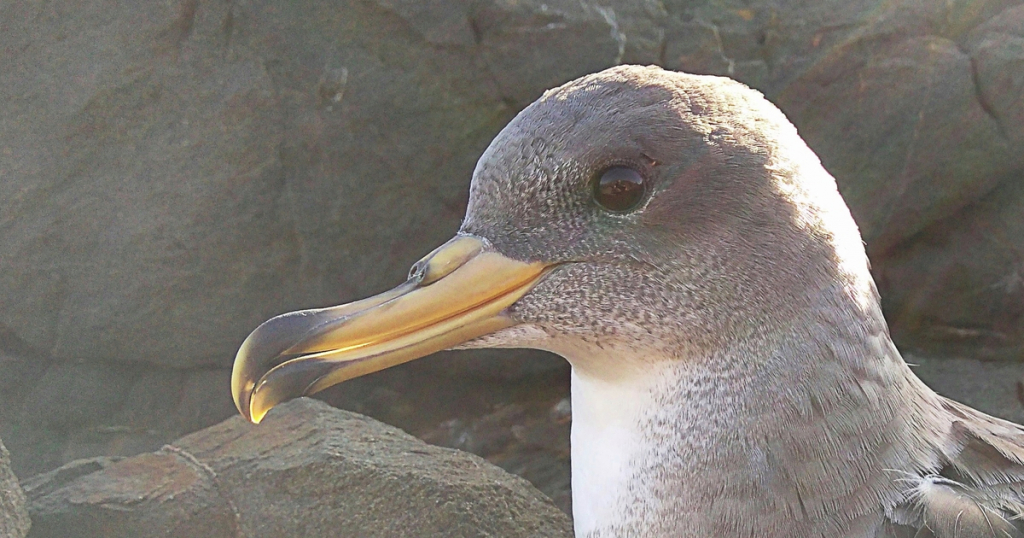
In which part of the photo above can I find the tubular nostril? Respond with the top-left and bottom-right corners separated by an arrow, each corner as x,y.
408,235 -> 485,287
408,260 -> 427,282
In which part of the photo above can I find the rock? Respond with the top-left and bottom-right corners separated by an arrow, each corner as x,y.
472,0 -> 624,107
909,354 -> 1024,424
879,174 -> 1024,359
1,346 -> 567,478
965,5 -> 1024,146
0,0 -> 291,369
24,399 -> 573,538
19,458 -> 120,503
871,6 -> 1024,358
422,396 -> 572,515
0,354 -> 239,477
0,437 -> 30,538
775,35 -> 1020,255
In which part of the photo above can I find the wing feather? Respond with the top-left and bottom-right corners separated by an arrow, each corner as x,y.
884,399 -> 1024,537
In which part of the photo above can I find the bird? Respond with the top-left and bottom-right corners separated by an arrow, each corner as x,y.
231,65 -> 1024,537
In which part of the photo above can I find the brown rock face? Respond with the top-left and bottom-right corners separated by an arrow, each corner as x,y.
0,437 -> 30,538
23,399 -> 572,538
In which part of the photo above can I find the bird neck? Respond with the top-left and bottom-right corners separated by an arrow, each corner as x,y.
567,299 -> 937,537
569,363 -> 663,536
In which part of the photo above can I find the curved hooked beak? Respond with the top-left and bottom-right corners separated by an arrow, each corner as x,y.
231,235 -> 553,424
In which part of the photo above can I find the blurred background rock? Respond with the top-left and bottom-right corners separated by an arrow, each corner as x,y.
0,0 -> 1022,518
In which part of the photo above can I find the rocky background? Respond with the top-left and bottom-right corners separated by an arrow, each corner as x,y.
22,399 -> 574,538
1,0 -> 1023,533
0,438 -> 30,538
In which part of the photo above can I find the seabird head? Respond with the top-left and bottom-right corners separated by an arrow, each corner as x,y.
231,65 -> 873,423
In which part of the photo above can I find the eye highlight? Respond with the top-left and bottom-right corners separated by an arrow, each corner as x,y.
593,166 -> 646,212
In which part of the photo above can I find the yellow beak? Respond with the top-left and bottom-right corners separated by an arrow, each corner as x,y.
231,235 -> 552,424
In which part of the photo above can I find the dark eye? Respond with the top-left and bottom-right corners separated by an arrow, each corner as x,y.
594,166 -> 646,212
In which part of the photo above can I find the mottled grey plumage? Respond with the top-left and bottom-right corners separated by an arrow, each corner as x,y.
453,66 -> 1024,537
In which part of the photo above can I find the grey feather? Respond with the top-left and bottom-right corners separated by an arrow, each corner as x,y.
883,400 -> 1024,537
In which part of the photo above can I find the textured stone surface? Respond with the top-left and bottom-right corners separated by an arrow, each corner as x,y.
423,396 -> 573,514
0,353 -> 239,476
0,347 -> 566,478
880,176 -> 1024,359
776,35 -> 1019,254
966,5 -> 1024,146
23,399 -> 573,538
911,354 -> 1024,423
0,437 -> 30,538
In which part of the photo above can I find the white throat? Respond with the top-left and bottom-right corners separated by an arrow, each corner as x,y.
569,363 -> 666,537
468,326 -> 696,535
